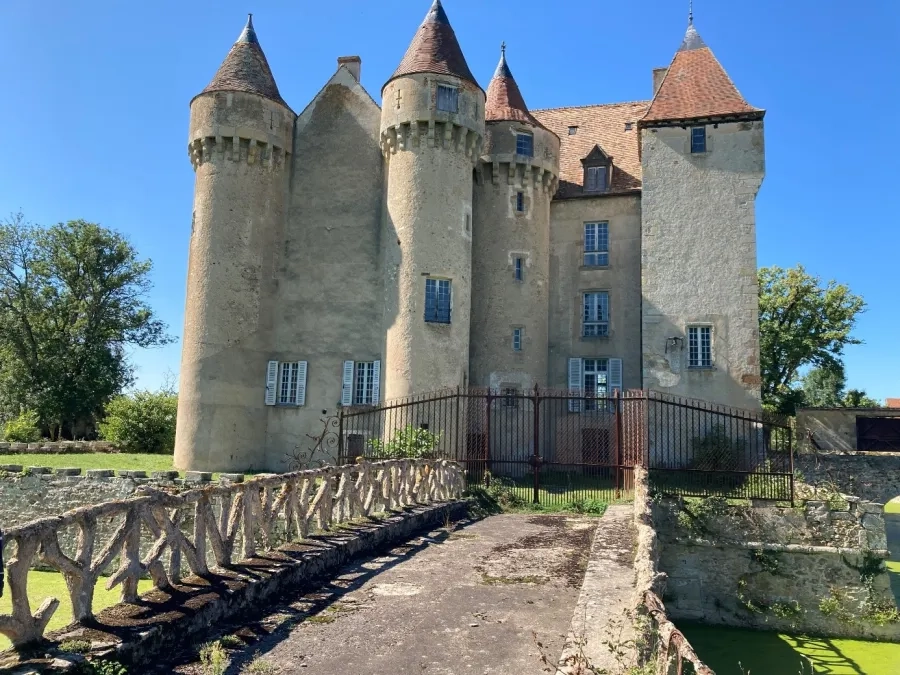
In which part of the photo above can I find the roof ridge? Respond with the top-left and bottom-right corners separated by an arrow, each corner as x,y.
532,100 -> 650,113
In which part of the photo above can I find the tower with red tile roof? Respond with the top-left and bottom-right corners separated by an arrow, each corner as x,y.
175,15 -> 295,472
638,16 -> 765,409
380,0 -> 485,400
470,45 -> 559,390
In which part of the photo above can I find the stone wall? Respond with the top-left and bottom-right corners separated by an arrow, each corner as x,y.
795,453 -> 900,505
0,441 -> 120,454
654,496 -> 899,640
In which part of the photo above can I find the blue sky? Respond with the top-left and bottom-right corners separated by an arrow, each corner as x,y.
1,0 -> 898,401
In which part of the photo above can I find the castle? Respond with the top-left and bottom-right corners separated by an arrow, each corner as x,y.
174,1 -> 765,472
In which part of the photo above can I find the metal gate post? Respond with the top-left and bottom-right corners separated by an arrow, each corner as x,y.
532,385 -> 541,504
788,426 -> 795,506
485,390 -> 493,481
614,390 -> 623,499
338,408 -> 345,463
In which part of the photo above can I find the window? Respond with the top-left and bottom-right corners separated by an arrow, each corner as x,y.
624,122 -> 633,131
691,126 -> 706,153
688,326 -> 712,368
425,278 -> 451,323
568,126 -> 578,135
341,360 -> 381,406
585,166 -> 608,192
567,357 -> 623,412
583,222 -> 609,266
582,359 -> 609,411
516,133 -> 534,157
582,291 -> 609,337
514,256 -> 523,281
436,85 -> 458,113
512,328 -> 522,351
265,360 -> 307,407
516,191 -> 525,213
502,387 -> 519,408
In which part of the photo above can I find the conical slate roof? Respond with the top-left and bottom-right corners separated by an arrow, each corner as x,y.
642,21 -> 762,123
485,45 -> 545,129
385,0 -> 479,90
199,15 -> 288,108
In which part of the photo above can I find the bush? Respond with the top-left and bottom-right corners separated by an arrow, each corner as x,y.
366,424 -> 441,460
3,410 -> 41,442
691,424 -> 747,471
98,389 -> 177,454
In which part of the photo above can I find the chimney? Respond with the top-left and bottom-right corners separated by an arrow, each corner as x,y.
337,56 -> 361,81
652,67 -> 668,96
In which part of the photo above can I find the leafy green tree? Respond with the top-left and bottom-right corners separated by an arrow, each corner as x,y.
0,213 -> 173,437
2,410 -> 41,442
366,425 -> 442,460
802,364 -> 846,408
759,265 -> 865,415
842,389 -> 882,408
98,385 -> 178,454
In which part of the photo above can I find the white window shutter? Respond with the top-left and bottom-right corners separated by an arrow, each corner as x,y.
568,357 -> 583,412
265,360 -> 279,406
341,360 -> 354,406
371,360 -> 381,405
296,361 -> 308,406
609,358 -> 623,394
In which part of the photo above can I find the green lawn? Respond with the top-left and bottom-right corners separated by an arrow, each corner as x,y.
680,622 -> 900,674
0,571 -> 152,651
0,453 -> 177,474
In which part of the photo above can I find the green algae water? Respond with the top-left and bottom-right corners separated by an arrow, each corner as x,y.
680,622 -> 900,675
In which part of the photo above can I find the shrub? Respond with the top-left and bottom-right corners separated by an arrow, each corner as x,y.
199,641 -> 229,675
3,410 -> 41,442
98,389 -> 177,454
60,638 -> 92,653
691,424 -> 747,471
366,424 -> 441,460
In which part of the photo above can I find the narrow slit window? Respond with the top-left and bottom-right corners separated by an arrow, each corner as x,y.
584,222 -> 609,266
516,133 -> 534,157
503,387 -> 519,408
514,257 -> 523,281
436,85 -> 459,113
688,326 -> 712,367
424,278 -> 451,324
691,126 -> 706,153
516,191 -> 525,213
512,328 -> 522,351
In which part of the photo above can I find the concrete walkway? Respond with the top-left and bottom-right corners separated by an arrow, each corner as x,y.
166,510 -> 635,674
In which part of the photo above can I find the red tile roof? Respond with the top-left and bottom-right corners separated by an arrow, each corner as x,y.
532,101 -> 648,198
642,24 -> 762,124
385,0 -> 478,91
886,398 -> 900,409
200,15 -> 288,108
485,49 -> 545,130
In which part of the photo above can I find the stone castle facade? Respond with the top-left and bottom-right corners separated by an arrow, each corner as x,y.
174,1 -> 765,472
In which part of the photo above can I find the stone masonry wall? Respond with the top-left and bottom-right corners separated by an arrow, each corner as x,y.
0,441 -> 120,454
654,496 -> 899,640
797,407 -> 900,454
795,453 -> 900,505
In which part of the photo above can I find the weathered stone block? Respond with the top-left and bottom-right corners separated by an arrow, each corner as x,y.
0,464 -> 23,472
118,470 -> 148,479
185,471 -> 213,482
86,470 -> 115,479
0,442 -> 10,450
27,466 -> 52,475
56,467 -> 82,476
867,529 -> 888,550
151,471 -> 180,481
829,511 -> 855,521
220,473 -> 245,483
860,502 -> 884,514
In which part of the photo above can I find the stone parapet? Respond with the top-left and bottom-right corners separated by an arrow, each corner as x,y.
0,440 -> 119,454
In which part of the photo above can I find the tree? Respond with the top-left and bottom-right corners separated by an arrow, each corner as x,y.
759,265 -> 865,415
0,213 -> 173,437
802,364 -> 846,408
99,385 -> 178,454
841,389 -> 882,408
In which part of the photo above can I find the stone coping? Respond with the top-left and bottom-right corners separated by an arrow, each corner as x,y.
665,535 -> 890,557
0,441 -> 120,454
0,467 -> 241,485
1,500 -> 469,673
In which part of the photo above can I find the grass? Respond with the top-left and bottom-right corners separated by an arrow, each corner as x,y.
0,452 -> 177,473
680,622 -> 900,674
0,571 -> 153,651
885,497 -> 900,515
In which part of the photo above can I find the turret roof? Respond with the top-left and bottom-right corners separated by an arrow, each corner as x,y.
641,21 -> 762,124
199,15 -> 289,108
485,45 -> 547,130
385,0 -> 479,91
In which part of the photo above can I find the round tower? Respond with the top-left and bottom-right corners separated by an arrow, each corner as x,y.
470,45 -> 559,391
380,0 -> 485,400
175,15 -> 294,472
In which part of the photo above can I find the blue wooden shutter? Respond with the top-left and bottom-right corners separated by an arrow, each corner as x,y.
295,361 -> 308,406
609,358 -> 623,395
265,361 -> 278,406
568,358 -> 582,412
371,360 -> 381,405
341,360 -> 354,406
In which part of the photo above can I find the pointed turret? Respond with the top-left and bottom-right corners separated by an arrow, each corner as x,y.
199,14 -> 288,108
485,44 -> 543,128
385,0 -> 479,90
642,20 -> 762,123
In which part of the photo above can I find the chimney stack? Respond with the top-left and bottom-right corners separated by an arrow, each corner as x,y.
652,67 -> 668,96
337,56 -> 361,81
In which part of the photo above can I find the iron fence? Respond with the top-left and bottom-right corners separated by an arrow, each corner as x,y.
336,388 -> 794,504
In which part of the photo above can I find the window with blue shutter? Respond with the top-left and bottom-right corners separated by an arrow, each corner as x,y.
436,85 -> 458,113
425,278 -> 451,323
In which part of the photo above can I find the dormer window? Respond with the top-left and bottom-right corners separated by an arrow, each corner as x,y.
516,132 -> 534,157
436,85 -> 458,113
568,126 -> 578,135
581,145 -> 612,194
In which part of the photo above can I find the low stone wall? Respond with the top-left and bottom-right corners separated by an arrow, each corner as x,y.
796,407 -> 900,453
654,496 -> 899,641
795,452 -> 900,505
0,441 -> 121,454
